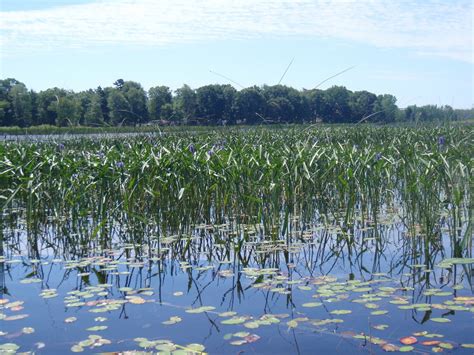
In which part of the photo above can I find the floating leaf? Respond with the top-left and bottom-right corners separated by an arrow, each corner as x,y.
400,336 -> 417,345
244,321 -> 260,329
424,334 -> 444,338
399,346 -> 414,352
219,311 -> 237,317
230,340 -> 247,346
21,327 -> 35,334
86,326 -> 107,331
353,287 -> 372,292
381,343 -> 399,352
233,332 -> 250,338
4,314 -> 29,321
413,331 -> 428,336
162,316 -> 182,325
128,297 -> 146,305
430,317 -> 451,323
0,343 -> 20,352
186,343 -> 205,352
438,258 -> 474,266
302,302 -> 322,308
20,278 -> 42,284
65,317 -> 77,323
371,310 -> 388,315
422,340 -> 441,346
186,306 -> 215,314
221,317 -> 247,325
244,334 -> 261,343
330,309 -> 352,315
71,345 -> 84,352
439,342 -> 454,350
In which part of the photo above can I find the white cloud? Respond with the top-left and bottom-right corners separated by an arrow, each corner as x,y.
1,0 -> 472,62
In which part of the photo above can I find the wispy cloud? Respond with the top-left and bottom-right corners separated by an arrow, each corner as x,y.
1,0 -> 472,62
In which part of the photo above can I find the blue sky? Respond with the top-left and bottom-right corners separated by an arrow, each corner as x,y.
1,0 -> 472,108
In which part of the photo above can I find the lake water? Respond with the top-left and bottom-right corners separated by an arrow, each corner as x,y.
1,219 -> 473,354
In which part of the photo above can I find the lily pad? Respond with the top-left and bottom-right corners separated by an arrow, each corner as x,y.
430,317 -> 451,323
186,306 -> 216,314
86,326 -> 108,331
221,316 -> 247,325
330,309 -> 352,315
302,302 -> 322,308
0,343 -> 20,352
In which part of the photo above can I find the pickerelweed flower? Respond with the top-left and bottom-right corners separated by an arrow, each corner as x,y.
188,144 -> 196,154
375,152 -> 382,161
115,161 -> 125,168
57,143 -> 65,151
438,136 -> 445,146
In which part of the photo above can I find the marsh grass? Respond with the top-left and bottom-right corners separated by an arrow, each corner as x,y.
0,125 -> 472,265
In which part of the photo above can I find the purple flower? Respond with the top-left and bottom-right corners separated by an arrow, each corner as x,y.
188,144 -> 196,154
438,136 -> 445,146
72,173 -> 79,180
57,143 -> 65,151
97,151 -> 105,159
207,150 -> 214,157
375,152 -> 382,161
115,161 -> 125,169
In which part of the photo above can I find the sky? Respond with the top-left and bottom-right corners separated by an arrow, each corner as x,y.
0,0 -> 472,108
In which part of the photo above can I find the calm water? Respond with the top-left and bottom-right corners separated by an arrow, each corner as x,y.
1,219 -> 473,354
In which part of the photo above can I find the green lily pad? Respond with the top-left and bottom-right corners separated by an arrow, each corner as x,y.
330,309 -> 352,315
221,317 -> 247,325
86,325 -> 108,331
186,306 -> 216,314
371,310 -> 388,315
186,343 -> 205,352
0,343 -> 20,352
22,327 -> 35,334
430,318 -> 451,323
71,345 -> 84,352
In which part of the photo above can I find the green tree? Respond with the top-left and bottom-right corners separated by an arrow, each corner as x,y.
56,95 -> 77,126
232,86 -> 266,124
37,88 -> 68,125
196,84 -> 236,124
107,89 -> 130,125
174,84 -> 197,123
373,94 -> 398,123
148,86 -> 172,120
84,92 -> 104,126
9,82 -> 32,126
348,90 -> 377,123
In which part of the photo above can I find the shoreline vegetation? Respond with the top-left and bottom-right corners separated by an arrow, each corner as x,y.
1,78 -> 472,130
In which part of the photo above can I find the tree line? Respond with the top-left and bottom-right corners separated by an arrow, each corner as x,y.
0,78 -> 470,127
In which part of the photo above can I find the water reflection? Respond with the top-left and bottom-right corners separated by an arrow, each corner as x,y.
1,215 -> 473,354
